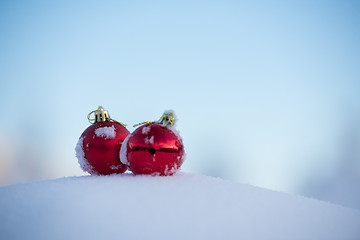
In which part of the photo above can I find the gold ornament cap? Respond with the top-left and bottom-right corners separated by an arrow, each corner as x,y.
87,106 -> 127,127
158,111 -> 175,127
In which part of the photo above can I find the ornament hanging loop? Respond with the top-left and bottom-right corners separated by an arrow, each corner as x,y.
133,121 -> 155,128
87,106 -> 127,127
133,111 -> 176,128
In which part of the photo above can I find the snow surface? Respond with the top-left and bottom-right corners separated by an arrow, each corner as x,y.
94,126 -> 116,139
0,173 -> 359,240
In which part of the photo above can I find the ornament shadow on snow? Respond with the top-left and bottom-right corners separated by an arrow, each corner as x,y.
76,106 -> 130,175
120,110 -> 185,176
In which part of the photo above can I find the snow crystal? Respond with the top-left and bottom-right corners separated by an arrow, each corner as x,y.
150,171 -> 161,176
75,137 -> 94,174
95,126 -> 116,139
142,126 -> 151,134
110,165 -> 122,170
164,164 -> 179,175
144,136 -> 154,144
119,134 -> 131,165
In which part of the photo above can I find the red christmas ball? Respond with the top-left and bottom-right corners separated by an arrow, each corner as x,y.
121,122 -> 185,176
76,110 -> 130,175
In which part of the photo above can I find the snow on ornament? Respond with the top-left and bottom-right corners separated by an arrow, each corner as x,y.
120,110 -> 185,176
75,106 -> 130,175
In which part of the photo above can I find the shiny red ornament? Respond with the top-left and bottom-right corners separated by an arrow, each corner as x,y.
121,112 -> 185,176
76,107 -> 129,175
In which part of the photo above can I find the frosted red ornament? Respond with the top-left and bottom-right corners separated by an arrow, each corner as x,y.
75,106 -> 129,175
120,111 -> 185,176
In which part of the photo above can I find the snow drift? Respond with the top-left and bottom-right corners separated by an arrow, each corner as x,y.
0,173 -> 359,240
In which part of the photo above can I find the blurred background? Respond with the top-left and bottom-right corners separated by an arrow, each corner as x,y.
0,0 -> 359,209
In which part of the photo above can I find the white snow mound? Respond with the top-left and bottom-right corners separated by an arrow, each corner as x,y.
75,136 -> 94,174
119,133 -> 131,165
0,173 -> 359,240
95,126 -> 116,139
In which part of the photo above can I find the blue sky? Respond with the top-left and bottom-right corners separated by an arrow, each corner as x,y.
0,0 -> 359,207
